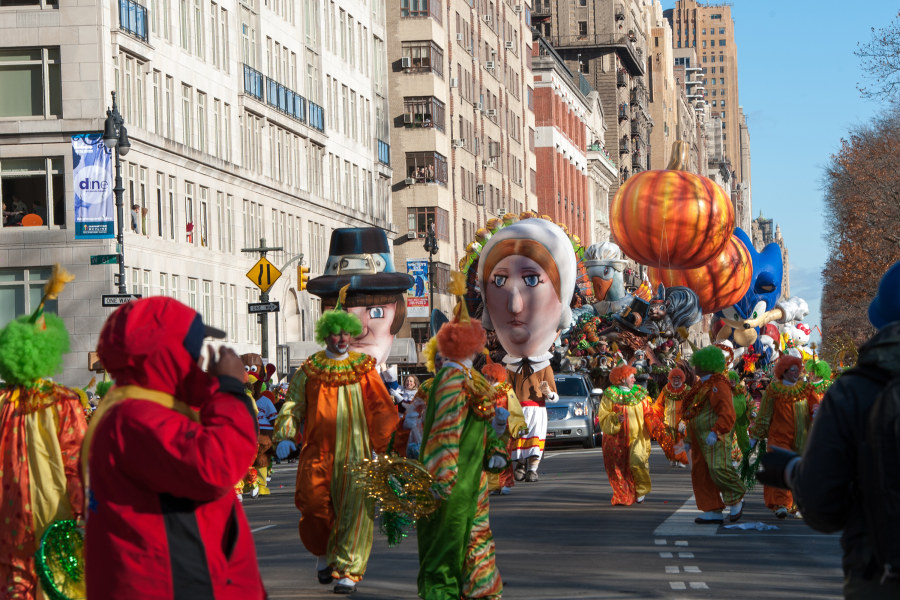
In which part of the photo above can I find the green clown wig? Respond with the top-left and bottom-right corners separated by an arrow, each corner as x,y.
805,358 -> 832,381
0,313 -> 70,386
315,310 -> 363,345
690,345 -> 726,374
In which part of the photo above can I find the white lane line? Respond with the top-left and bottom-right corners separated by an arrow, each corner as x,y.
670,582 -> 687,590
655,538 -> 668,545
251,524 -> 277,533
689,582 -> 709,589
665,566 -> 680,574
659,552 -> 674,558
674,540 -> 688,546
653,495 -> 721,537
678,552 -> 694,558
683,566 -> 701,573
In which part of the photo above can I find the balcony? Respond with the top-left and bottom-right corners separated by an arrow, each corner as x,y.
242,64 -> 264,101
308,102 -> 325,132
119,0 -> 148,42
548,33 -> 644,75
266,77 -> 307,123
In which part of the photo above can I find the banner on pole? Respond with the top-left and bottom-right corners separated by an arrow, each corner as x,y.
73,133 -> 114,239
407,259 -> 429,318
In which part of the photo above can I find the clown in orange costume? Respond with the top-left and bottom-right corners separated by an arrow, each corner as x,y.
652,368 -> 690,467
273,296 -> 397,595
749,354 -> 820,518
597,364 -> 667,505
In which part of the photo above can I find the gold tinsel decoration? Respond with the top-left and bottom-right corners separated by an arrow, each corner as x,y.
350,453 -> 439,520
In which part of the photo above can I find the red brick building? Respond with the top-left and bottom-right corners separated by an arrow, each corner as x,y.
532,39 -> 597,244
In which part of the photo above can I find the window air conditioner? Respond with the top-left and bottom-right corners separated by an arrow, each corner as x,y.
457,32 -> 464,41
404,177 -> 416,185
483,14 -> 492,23
401,57 -> 411,68
450,77 -> 458,88
485,60 -> 495,70
452,138 -> 465,148
514,4 -> 522,12
486,108 -> 497,118
407,231 -> 417,239
505,41 -> 514,49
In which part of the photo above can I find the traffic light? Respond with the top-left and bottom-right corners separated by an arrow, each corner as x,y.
298,265 -> 310,291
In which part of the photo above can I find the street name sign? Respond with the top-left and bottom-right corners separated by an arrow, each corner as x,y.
248,301 -> 280,314
246,257 -> 282,293
90,254 -> 120,265
101,294 -> 143,307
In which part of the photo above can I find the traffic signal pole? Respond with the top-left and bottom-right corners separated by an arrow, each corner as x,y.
241,238 -> 283,360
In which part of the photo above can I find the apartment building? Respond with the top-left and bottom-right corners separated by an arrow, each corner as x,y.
0,0 -> 392,385
532,0 -> 652,212
532,37 -> 615,246
645,2 -> 678,170
672,47 -> 710,174
387,0 -> 537,345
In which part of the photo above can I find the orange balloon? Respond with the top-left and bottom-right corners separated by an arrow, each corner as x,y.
610,169 -> 735,269
648,235 -> 752,314
20,213 -> 43,227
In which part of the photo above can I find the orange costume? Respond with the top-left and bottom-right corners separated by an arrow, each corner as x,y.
681,373 -> 745,513
652,379 -> 689,465
274,350 -> 397,583
750,376 -> 819,513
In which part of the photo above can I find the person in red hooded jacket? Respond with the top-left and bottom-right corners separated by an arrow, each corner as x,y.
84,296 -> 266,600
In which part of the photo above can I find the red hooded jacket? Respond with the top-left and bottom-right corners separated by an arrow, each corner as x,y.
86,297 -> 266,600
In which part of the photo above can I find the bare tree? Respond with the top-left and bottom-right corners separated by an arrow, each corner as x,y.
856,11 -> 900,104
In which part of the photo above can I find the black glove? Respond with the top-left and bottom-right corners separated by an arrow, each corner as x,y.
756,446 -> 799,490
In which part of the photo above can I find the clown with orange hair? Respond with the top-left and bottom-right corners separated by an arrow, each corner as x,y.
597,364 -> 667,505
416,273 -> 509,600
482,360 -> 527,495
749,354 -> 820,518
652,368 -> 690,467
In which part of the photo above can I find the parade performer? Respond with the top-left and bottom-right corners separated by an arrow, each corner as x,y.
254,390 -> 278,495
749,355 -> 819,518
652,367 -> 690,467
417,273 -> 508,600
728,371 -> 752,463
597,364 -> 667,505
805,357 -> 833,400
85,296 -> 266,599
477,217 -> 575,482
681,346 -> 745,524
482,360 -> 527,495
274,288 -> 397,595
0,266 -> 88,600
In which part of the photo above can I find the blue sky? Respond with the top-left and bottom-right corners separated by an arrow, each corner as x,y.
663,1 -> 895,343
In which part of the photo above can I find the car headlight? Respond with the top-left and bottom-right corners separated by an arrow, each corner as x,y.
573,402 -> 585,416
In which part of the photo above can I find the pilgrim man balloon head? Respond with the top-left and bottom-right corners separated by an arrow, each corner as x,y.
477,218 -> 576,358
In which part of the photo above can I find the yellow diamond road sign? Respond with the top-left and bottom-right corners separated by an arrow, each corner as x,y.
246,257 -> 282,293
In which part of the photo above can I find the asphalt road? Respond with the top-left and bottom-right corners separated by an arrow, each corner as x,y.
243,445 -> 844,599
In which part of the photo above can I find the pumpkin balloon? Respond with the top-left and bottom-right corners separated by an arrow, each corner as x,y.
648,234 -> 752,314
610,140 -> 735,269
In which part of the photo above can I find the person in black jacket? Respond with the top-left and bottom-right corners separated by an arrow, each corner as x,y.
760,260 -> 900,599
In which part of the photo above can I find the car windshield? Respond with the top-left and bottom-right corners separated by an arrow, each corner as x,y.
554,377 -> 589,397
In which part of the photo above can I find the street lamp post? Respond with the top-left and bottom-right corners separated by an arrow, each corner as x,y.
103,91 -> 131,294
423,221 -> 438,313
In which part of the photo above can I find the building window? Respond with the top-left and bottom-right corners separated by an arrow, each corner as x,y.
405,151 -> 448,185
182,84 -> 193,147
719,27 -> 725,34
410,321 -> 430,345
402,96 -> 445,131
1,157 -> 64,228
401,41 -> 444,78
406,206 -> 449,241
119,0 -> 149,42
0,48 -> 61,119
719,39 -> 726,46
578,21 -> 587,36
401,0 -> 441,22
0,267 -> 59,329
